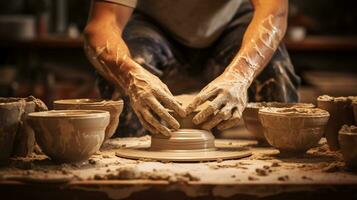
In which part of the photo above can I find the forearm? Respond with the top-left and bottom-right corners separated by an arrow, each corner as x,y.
83,1 -> 139,91
225,0 -> 288,84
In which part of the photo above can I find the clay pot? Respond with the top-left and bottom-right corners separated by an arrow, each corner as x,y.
0,98 -> 26,161
259,107 -> 329,156
317,95 -> 355,150
353,101 -> 357,125
53,99 -> 123,142
339,125 -> 357,170
28,110 -> 109,163
10,96 -> 48,157
242,102 -> 315,145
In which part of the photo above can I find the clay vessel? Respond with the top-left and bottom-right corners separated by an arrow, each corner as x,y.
353,101 -> 357,125
151,129 -> 215,151
0,98 -> 26,161
28,110 -> 109,163
259,107 -> 329,156
53,98 -> 123,142
243,102 -> 315,145
339,125 -> 357,170
317,95 -> 355,150
9,96 -> 48,157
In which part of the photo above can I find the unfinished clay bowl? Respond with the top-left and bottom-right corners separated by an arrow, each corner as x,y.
339,125 -> 357,169
28,110 -> 109,163
259,107 -> 329,156
243,102 -> 315,145
53,98 -> 123,141
0,98 -> 26,161
8,96 -> 48,157
317,95 -> 355,151
116,128 -> 251,162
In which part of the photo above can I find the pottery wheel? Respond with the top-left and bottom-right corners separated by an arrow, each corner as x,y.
116,129 -> 252,162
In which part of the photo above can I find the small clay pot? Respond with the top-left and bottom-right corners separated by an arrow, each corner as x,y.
259,107 -> 329,156
317,95 -> 355,151
28,110 -> 109,163
242,102 -> 315,145
53,99 -> 123,142
353,101 -> 357,125
339,125 -> 357,170
10,96 -> 48,157
0,98 -> 26,161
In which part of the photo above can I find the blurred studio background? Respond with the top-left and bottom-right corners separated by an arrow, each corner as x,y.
0,0 -> 356,107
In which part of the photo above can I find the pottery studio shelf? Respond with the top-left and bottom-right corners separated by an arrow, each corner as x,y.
1,136 -> 357,200
1,36 -> 357,51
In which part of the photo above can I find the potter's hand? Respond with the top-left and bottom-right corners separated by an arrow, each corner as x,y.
126,60 -> 186,136
186,72 -> 248,130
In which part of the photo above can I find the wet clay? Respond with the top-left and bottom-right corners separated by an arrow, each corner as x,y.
338,125 -> 357,170
317,95 -> 355,150
259,107 -> 329,156
53,98 -> 123,142
243,102 -> 314,146
11,96 -> 48,157
0,98 -> 26,161
116,129 -> 251,162
28,110 -> 110,163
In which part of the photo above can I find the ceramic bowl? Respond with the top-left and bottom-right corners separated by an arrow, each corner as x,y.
317,95 -> 355,150
53,98 -> 123,141
242,102 -> 315,145
259,107 -> 329,155
0,98 -> 26,161
28,110 -> 109,163
339,125 -> 357,169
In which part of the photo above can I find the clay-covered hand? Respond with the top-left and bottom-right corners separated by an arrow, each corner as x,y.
186,72 -> 249,130
126,60 -> 186,136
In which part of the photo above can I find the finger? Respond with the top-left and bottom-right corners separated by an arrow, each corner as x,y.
154,89 -> 186,117
192,94 -> 225,125
201,104 -> 234,130
141,109 -> 171,137
186,87 -> 219,114
217,109 -> 242,130
136,112 -> 159,135
146,96 -> 180,130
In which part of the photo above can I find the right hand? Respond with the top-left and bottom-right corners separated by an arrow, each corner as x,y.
125,60 -> 186,136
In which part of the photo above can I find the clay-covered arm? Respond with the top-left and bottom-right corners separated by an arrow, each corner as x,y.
187,0 -> 288,130
225,0 -> 288,82
84,1 -> 185,136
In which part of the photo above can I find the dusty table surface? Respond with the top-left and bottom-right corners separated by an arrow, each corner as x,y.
1,136 -> 357,200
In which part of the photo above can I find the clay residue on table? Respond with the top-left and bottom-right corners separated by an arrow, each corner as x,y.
0,136 -> 355,186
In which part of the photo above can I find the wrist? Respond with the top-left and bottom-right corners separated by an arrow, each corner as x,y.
225,60 -> 255,86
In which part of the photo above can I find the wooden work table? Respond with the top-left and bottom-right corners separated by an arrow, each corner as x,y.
1,136 -> 357,200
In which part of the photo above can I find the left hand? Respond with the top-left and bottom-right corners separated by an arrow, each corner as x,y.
186,72 -> 249,130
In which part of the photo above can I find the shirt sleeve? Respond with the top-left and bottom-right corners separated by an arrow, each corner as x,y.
101,0 -> 137,8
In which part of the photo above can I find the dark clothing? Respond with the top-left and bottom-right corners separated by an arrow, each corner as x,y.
97,2 -> 301,137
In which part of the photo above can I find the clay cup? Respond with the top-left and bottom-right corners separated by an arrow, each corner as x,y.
339,125 -> 357,170
317,95 -> 355,150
